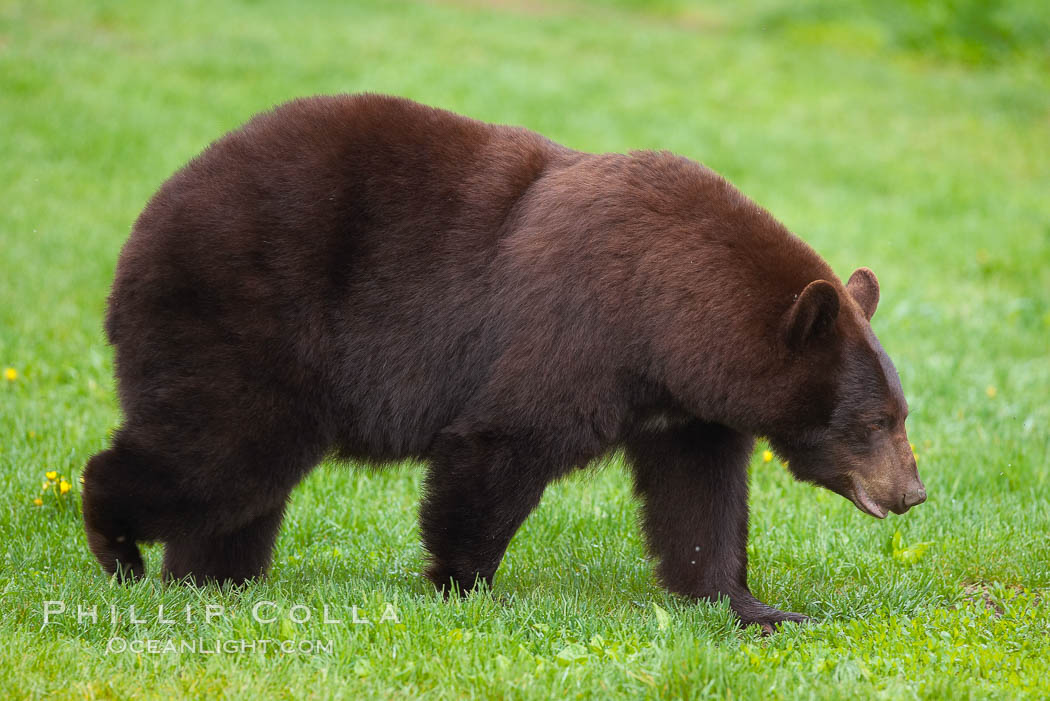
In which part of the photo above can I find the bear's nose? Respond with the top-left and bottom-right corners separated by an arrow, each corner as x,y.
902,486 -> 927,509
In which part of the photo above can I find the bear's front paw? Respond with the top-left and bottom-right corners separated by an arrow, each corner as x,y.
426,561 -> 495,597
738,609 -> 810,635
728,593 -> 810,634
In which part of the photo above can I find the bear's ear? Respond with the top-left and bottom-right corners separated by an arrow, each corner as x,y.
784,280 -> 840,349
846,267 -> 879,321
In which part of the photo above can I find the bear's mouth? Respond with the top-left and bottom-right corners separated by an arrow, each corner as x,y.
849,478 -> 887,519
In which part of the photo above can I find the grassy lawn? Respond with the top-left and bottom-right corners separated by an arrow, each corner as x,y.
2,0 -> 1048,698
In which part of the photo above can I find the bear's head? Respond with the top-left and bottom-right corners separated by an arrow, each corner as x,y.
768,268 -> 925,518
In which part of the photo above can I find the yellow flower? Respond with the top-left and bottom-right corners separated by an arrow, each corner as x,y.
45,471 -> 58,481
3,367 -> 16,381
986,385 -> 997,398
33,498 -> 43,506
762,450 -> 773,463
59,480 -> 71,494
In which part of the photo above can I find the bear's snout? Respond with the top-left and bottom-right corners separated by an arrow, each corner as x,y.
896,482 -> 927,514
849,470 -> 926,519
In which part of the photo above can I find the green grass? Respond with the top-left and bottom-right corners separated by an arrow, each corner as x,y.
2,0 -> 1049,698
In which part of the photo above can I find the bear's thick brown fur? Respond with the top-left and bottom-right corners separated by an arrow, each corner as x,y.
83,94 -> 924,628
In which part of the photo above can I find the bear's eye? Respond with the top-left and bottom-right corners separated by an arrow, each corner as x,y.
867,418 -> 889,432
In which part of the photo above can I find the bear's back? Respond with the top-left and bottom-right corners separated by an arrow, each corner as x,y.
106,95 -> 572,459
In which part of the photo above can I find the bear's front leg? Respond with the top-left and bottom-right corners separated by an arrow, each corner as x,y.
420,428 -> 564,594
626,420 -> 808,631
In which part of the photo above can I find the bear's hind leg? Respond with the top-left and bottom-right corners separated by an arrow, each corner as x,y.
82,445 -> 155,580
626,420 -> 808,631
84,417 -> 318,585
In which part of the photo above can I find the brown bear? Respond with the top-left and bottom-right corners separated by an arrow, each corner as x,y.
82,93 -> 925,628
